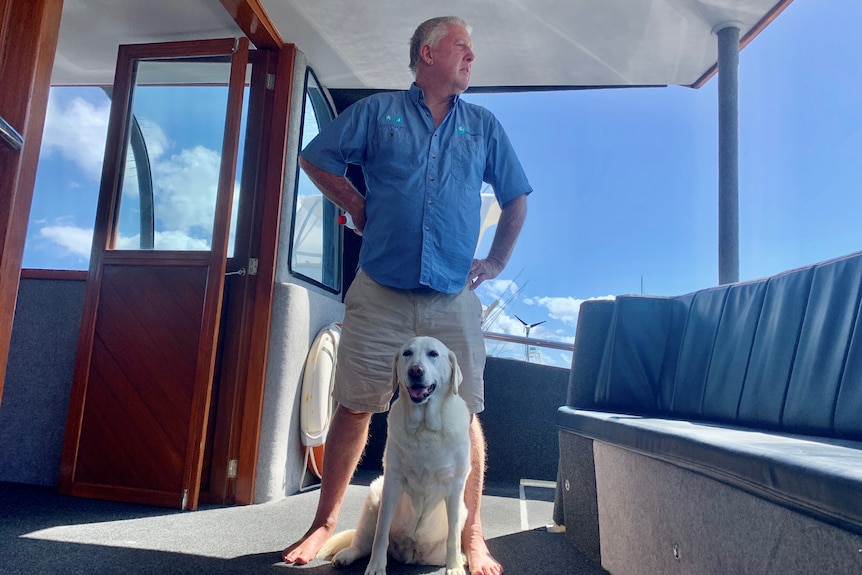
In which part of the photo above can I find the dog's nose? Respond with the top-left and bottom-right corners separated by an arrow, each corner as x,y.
407,364 -> 424,380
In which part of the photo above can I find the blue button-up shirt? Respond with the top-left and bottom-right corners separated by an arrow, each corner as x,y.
301,83 -> 532,293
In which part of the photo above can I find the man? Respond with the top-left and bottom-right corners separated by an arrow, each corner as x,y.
283,16 -> 531,575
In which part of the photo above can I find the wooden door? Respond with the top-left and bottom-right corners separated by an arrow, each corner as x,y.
59,38 -> 249,510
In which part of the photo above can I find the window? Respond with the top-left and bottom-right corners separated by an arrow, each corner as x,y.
23,87 -> 109,270
112,58 -> 248,254
289,70 -> 341,291
24,69 -> 250,269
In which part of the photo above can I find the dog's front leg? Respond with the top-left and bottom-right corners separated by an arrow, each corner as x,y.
444,478 -> 468,575
365,476 -> 401,575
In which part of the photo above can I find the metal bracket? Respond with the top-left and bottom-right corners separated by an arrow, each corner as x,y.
226,258 -> 257,277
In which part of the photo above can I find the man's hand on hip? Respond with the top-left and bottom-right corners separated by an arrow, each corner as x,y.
468,257 -> 503,290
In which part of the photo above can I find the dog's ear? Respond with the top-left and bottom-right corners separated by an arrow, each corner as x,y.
391,347 -> 402,395
448,348 -> 463,395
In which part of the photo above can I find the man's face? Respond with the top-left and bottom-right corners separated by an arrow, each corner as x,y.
428,23 -> 475,94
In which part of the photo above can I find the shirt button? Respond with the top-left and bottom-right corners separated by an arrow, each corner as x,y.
429,176 -> 435,181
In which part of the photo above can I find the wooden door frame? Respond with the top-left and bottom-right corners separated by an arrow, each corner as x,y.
200,48 -> 276,504
0,0 -> 63,403
211,0 -> 295,505
232,43 -> 296,505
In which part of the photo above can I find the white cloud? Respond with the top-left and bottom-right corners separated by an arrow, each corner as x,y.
482,293 -> 617,367
35,92 -> 245,264
152,230 -> 212,251
114,230 -> 211,251
152,145 -> 221,236
38,141 -> 240,256
523,294 -> 615,326
488,308 -> 573,344
488,309 -> 527,336
477,278 -> 521,302
39,225 -> 93,258
39,224 -> 209,256
482,309 -> 575,368
476,278 -> 526,329
42,94 -> 110,180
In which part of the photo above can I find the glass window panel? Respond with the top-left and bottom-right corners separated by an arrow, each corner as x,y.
290,71 -> 341,291
114,58 -> 248,253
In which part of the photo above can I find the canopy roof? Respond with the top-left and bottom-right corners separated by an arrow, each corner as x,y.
52,0 -> 791,89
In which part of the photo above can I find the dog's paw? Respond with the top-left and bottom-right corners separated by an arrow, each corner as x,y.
332,546 -> 363,567
445,554 -> 467,575
364,562 -> 387,575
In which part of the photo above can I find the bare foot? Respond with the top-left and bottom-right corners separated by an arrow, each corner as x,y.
465,532 -> 503,575
281,524 -> 334,564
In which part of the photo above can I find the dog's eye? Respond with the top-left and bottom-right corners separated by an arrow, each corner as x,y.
427,350 -> 439,358
402,349 -> 413,358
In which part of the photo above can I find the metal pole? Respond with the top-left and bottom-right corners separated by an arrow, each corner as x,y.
716,22 -> 740,285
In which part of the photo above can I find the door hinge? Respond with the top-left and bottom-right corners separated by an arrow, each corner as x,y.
227,459 -> 238,479
265,73 -> 275,90
181,489 -> 189,510
248,257 -> 259,276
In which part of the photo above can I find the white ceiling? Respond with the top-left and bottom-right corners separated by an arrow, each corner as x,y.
51,0 -> 791,90
52,0 -> 242,85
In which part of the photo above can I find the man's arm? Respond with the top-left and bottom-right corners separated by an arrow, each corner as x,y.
469,194 -> 527,290
299,156 -> 367,234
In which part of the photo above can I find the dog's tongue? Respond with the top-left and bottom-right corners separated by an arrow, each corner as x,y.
408,385 -> 430,400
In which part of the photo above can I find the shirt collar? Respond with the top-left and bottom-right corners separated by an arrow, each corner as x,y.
409,82 -> 461,108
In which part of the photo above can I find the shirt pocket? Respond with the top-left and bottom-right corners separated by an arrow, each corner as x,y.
377,123 -> 411,144
375,124 -> 413,178
452,134 -> 484,187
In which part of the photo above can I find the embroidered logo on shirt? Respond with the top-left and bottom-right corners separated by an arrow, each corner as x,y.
379,115 -> 409,142
457,125 -> 480,136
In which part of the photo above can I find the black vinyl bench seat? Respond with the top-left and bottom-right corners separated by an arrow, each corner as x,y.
555,250 -> 862,574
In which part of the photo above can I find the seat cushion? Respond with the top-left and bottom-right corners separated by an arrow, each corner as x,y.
558,407 -> 862,535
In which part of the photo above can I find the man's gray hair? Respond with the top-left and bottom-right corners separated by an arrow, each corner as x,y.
409,16 -> 471,74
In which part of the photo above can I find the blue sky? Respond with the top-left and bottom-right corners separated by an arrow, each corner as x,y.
24,0 -> 862,367
468,0 -> 862,365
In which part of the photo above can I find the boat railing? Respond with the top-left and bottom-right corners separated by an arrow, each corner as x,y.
483,331 -> 574,352
0,115 -> 24,151
483,331 -> 574,367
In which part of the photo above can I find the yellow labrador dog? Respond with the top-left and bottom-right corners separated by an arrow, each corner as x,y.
318,336 -> 471,575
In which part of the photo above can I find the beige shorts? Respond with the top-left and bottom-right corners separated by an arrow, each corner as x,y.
333,269 -> 486,414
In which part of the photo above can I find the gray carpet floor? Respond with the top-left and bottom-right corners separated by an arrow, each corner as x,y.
0,471 -> 608,575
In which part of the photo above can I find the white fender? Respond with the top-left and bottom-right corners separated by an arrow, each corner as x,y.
300,322 -> 341,479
